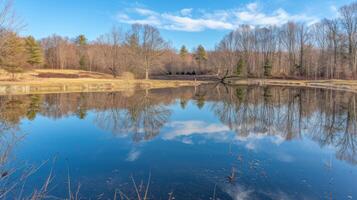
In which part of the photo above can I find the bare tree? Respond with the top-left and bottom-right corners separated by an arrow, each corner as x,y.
130,24 -> 168,79
96,27 -> 123,77
339,2 -> 357,78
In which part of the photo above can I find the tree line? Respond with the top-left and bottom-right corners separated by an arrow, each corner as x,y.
210,1 -> 357,79
2,0 -> 357,79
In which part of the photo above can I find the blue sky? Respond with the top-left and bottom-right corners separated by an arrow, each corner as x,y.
15,0 -> 354,50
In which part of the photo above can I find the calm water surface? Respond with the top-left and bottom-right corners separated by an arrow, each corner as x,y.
0,85 -> 356,199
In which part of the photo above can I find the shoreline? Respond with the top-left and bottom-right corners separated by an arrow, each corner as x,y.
224,78 -> 357,93
0,78 -> 204,95
0,71 -> 357,95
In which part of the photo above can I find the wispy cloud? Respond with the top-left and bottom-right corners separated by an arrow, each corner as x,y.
180,8 -> 193,17
116,2 -> 318,32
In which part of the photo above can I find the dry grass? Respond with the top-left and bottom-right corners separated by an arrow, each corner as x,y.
0,69 -> 203,95
1,69 -> 357,95
225,78 -> 357,93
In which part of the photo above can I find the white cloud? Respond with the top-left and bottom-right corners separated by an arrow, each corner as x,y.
247,2 -> 259,12
134,8 -> 157,16
116,2 -> 319,32
180,8 -> 193,16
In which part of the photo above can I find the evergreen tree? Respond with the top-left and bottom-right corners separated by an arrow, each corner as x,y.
25,36 -> 43,67
236,58 -> 244,77
179,45 -> 188,60
76,34 -> 88,70
76,34 -> 87,46
264,59 -> 272,77
195,45 -> 207,71
0,33 -> 27,79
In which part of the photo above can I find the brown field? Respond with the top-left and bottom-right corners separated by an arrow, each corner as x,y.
0,69 -> 203,95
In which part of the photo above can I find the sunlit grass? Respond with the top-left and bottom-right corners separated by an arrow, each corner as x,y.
0,69 -> 203,95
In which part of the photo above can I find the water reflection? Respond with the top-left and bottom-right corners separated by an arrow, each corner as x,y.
1,86 -> 357,164
94,91 -> 171,142
0,85 -> 356,199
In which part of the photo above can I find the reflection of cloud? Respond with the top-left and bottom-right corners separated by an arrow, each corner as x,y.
163,120 -> 230,140
235,132 -> 286,149
276,152 -> 295,163
182,137 -> 193,145
223,184 -> 300,200
261,190 -> 296,200
163,120 -> 290,149
126,148 -> 141,162
223,185 -> 253,200
245,142 -> 255,150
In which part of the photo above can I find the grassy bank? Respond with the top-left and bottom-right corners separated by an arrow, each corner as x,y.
225,78 -> 357,93
0,69 -> 202,95
1,69 -> 357,95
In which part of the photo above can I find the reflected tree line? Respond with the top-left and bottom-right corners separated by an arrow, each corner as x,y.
0,86 -> 356,164
211,86 -> 357,165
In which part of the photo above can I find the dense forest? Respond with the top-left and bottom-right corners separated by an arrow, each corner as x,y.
2,0 -> 357,79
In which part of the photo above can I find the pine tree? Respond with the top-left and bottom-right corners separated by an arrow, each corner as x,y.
76,34 -> 87,46
179,45 -> 188,60
76,35 -> 87,70
25,36 -> 43,67
264,59 -> 272,77
0,33 -> 27,79
236,58 -> 244,77
195,45 -> 207,72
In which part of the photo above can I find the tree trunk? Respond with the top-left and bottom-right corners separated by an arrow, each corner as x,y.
145,68 -> 149,80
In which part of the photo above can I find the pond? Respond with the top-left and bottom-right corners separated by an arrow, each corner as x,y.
0,85 -> 356,199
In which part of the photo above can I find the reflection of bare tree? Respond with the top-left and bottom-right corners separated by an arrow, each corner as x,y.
95,90 -> 171,142
335,96 -> 357,164
210,86 -> 357,165
211,86 -> 302,140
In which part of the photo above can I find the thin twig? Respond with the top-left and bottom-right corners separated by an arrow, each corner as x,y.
131,175 -> 142,200
143,172 -> 151,200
